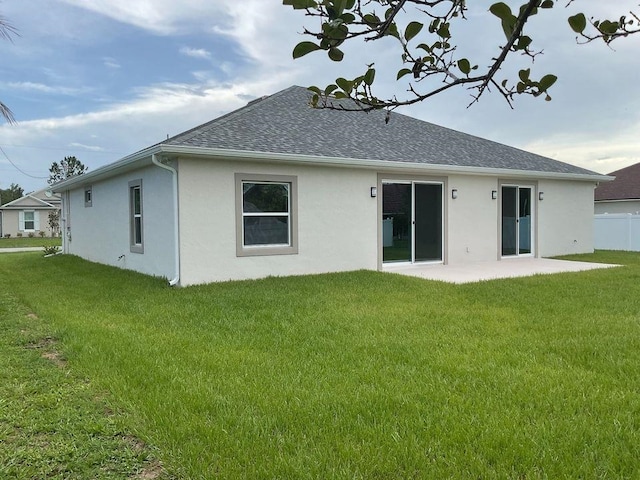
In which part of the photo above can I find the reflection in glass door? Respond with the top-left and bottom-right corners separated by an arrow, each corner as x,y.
501,186 -> 532,257
382,182 -> 443,263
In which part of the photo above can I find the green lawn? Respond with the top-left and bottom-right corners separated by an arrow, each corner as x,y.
0,276 -> 170,478
1,251 -> 640,478
0,236 -> 62,248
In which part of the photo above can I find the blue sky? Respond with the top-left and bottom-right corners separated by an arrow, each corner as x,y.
1,0 -> 639,193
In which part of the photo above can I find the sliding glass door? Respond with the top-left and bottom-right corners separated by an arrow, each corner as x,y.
501,185 -> 532,257
382,181 -> 443,263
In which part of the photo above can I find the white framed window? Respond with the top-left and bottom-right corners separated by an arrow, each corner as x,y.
19,210 -> 38,231
129,179 -> 143,253
235,173 -> 298,257
84,186 -> 92,207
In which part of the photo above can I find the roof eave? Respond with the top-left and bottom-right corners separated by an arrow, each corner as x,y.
52,144 -> 613,191
595,197 -> 640,202
51,145 -> 162,192
160,145 -> 613,183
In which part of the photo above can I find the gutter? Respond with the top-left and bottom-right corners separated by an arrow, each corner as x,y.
51,144 -> 613,192
151,154 -> 180,287
158,145 -> 615,184
51,145 -> 161,192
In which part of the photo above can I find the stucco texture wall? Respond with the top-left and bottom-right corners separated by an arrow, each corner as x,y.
65,165 -> 175,279
538,179 -> 596,257
177,158 -> 378,285
447,175 -> 499,264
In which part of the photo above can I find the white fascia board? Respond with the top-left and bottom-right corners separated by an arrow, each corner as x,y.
51,146 -> 161,192
51,143 -> 613,191
160,145 -> 614,183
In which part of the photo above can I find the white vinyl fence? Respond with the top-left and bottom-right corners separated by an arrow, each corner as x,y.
594,214 -> 640,251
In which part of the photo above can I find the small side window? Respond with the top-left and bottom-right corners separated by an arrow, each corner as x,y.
84,187 -> 92,207
129,179 -> 143,253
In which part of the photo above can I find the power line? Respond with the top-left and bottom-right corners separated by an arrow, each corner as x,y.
0,142 -> 126,155
0,145 -> 48,179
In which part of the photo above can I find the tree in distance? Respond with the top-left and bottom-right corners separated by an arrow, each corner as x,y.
48,156 -> 88,185
0,183 -> 23,205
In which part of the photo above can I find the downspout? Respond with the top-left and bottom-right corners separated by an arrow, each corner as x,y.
151,153 -> 180,287
61,191 -> 69,253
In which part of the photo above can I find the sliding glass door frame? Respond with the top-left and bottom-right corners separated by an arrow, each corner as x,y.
500,183 -> 536,258
381,179 -> 445,265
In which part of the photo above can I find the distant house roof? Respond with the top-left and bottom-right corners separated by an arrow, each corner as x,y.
595,162 -> 640,201
0,187 -> 60,209
54,85 -> 610,192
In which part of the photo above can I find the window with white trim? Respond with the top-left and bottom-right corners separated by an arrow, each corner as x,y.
235,174 -> 298,256
21,210 -> 36,231
129,179 -> 143,253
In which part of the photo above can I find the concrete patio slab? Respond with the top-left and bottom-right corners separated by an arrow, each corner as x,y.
383,257 -> 620,284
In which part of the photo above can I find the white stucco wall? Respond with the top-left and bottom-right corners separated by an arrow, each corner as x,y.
537,179 -> 596,257
177,158 -> 378,285
57,155 -> 599,285
64,165 -> 175,279
447,175 -> 499,264
595,200 -> 640,215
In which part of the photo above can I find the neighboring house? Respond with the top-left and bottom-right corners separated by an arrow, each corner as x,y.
594,162 -> 640,214
52,86 -> 611,286
0,187 -> 61,238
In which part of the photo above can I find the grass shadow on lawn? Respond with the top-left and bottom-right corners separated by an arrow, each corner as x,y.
1,250 -> 640,478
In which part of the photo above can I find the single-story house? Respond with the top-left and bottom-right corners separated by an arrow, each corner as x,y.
594,162 -> 640,214
52,85 -> 611,286
0,187 -> 61,238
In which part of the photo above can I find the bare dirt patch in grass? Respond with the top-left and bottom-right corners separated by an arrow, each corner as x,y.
132,459 -> 166,480
41,350 -> 67,368
23,335 -> 68,368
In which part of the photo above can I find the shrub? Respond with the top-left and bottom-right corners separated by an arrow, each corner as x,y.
39,231 -> 46,237
3,233 -> 10,239
48,210 -> 60,237
16,232 -> 22,238
43,245 -> 60,256
28,232 -> 35,238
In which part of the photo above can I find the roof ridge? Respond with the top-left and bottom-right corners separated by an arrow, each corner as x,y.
161,86 -> 303,146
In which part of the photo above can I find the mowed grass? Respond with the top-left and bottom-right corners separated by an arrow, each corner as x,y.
0,236 -> 61,248
1,251 -> 640,478
0,282 -> 170,478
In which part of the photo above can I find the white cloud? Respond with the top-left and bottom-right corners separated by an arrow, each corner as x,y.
0,79 -> 269,192
179,47 -> 212,60
4,81 -> 90,96
68,142 -> 105,152
103,57 -> 121,69
524,126 -> 640,175
57,0 -> 229,35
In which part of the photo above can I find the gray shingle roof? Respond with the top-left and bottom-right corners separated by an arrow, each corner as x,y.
161,85 -> 596,176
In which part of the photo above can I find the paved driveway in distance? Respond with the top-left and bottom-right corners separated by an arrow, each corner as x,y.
0,247 -> 46,253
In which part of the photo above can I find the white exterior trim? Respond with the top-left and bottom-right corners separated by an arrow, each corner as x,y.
52,145 -> 613,193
